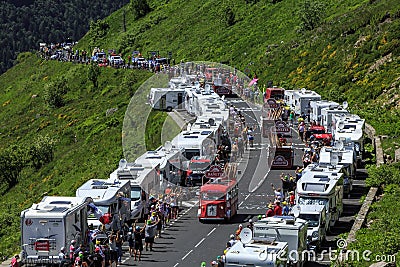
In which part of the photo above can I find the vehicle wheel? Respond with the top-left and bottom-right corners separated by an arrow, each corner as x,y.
166,106 -> 173,112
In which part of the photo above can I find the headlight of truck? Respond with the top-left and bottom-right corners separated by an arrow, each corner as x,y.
312,231 -> 319,238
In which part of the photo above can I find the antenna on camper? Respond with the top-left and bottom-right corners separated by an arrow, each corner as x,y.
292,205 -> 301,218
240,228 -> 253,246
164,141 -> 173,153
118,159 -> 127,170
301,88 -> 306,94
342,101 -> 349,109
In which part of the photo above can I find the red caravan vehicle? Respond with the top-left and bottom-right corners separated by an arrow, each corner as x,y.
306,124 -> 332,145
263,87 -> 285,102
198,166 -> 239,222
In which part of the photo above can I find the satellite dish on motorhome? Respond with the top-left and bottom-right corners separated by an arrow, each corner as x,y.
240,228 -> 253,244
335,140 -> 344,150
164,141 -> 173,152
342,101 -> 348,109
337,120 -> 345,130
330,152 -> 339,166
292,205 -> 301,218
301,88 -> 306,94
118,159 -> 127,170
187,123 -> 192,131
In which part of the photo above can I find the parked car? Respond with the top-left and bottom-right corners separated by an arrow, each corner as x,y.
108,55 -> 124,66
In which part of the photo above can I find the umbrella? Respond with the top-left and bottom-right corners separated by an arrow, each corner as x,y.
248,78 -> 259,86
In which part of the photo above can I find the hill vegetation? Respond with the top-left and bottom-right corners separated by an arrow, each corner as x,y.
0,0 -> 130,74
0,0 -> 400,262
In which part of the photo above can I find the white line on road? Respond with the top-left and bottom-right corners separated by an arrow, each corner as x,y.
239,201 -> 244,206
245,194 -> 251,200
182,249 -> 193,260
207,227 -> 216,237
173,263 -> 179,267
194,237 -> 206,248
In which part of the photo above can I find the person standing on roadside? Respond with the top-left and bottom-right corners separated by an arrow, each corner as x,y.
145,218 -> 159,251
11,255 -> 19,267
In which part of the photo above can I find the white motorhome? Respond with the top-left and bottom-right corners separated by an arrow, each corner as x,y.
20,196 -> 92,265
224,237 -> 289,267
296,171 -> 344,228
148,87 -> 185,111
76,179 -> 131,230
296,205 -> 327,251
253,216 -> 308,266
309,100 -> 339,123
320,106 -> 349,133
332,114 -> 365,163
290,89 -> 321,116
171,130 -> 216,161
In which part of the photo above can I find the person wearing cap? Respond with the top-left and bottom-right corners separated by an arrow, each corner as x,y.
145,217 -> 159,251
227,234 -> 236,248
266,203 -> 275,217
216,255 -> 224,267
271,183 -> 284,201
133,220 -> 145,261
211,260 -> 218,267
201,262 -> 207,267
69,240 -> 77,260
282,201 -> 290,215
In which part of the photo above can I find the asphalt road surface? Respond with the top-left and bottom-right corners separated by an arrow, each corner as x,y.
118,97 -> 366,267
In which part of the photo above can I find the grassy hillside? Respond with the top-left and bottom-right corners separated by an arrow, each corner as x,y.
1,0 -> 400,260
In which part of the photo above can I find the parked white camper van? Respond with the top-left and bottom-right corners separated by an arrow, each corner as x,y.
20,196 -> 92,265
76,179 -> 131,231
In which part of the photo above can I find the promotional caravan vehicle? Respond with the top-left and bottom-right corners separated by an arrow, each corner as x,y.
296,171 -> 344,228
296,205 -> 328,251
76,179 -> 131,230
253,216 -> 308,266
20,196 -> 92,265
264,87 -> 285,102
198,168 -> 238,222
224,228 -> 289,267
148,87 -> 185,111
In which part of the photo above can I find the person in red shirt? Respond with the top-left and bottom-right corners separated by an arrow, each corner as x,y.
266,204 -> 275,217
289,191 -> 295,206
274,201 -> 282,216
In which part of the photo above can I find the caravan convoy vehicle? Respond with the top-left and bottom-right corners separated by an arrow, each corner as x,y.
253,216 -> 308,266
309,100 -> 339,123
20,196 -> 92,265
320,106 -> 349,133
148,87 -> 185,111
284,89 -> 321,116
296,170 -> 344,228
296,205 -> 328,251
76,179 -> 131,231
198,174 -> 239,222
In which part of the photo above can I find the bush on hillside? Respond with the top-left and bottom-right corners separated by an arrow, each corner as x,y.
43,77 -> 69,108
366,162 -> 400,187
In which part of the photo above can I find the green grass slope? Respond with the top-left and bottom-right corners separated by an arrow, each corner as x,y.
1,0 -> 400,260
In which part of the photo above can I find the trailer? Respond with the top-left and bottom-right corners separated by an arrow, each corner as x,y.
76,179 -> 131,231
320,106 -> 349,133
148,87 -> 185,111
286,89 -> 321,116
309,100 -> 339,123
20,196 -> 92,265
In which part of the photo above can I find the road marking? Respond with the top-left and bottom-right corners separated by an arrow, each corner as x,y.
245,194 -> 251,200
173,263 -> 179,267
239,201 -> 244,206
207,227 -> 216,236
182,249 -> 193,260
194,237 -> 206,248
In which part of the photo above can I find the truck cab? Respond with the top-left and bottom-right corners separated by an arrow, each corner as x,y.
296,204 -> 327,251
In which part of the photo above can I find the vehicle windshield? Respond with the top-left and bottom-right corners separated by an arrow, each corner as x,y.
298,197 -> 328,208
131,187 -> 141,201
299,214 -> 320,227
189,161 -> 210,171
201,192 -> 225,201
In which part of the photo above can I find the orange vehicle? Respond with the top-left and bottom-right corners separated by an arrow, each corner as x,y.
198,176 -> 239,222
